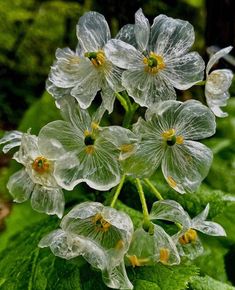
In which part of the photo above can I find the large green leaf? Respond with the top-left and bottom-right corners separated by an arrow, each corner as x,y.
189,275 -> 235,290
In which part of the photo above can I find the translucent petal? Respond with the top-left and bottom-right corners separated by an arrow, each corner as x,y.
7,169 -> 34,202
122,69 -> 176,107
192,204 -> 209,223
101,126 -> 138,160
121,118 -> 164,177
48,48 -> 81,88
116,24 -> 137,47
31,185 -> 65,218
103,60 -> 123,92
206,69 -> 233,95
153,224 -> 180,265
126,228 -> 155,266
0,130 -> 22,153
38,120 -> 84,160
206,46 -> 233,74
162,52 -> 205,90
104,39 -> 144,69
134,8 -> 150,52
150,200 -> 191,228
193,221 -> 226,236
76,11 -> 111,51
176,237 -> 203,260
14,133 -> 39,165
103,260 -> 133,290
38,229 -> 81,259
161,141 -> 213,193
151,14 -> 195,58
173,100 -> 216,140
100,83 -> 116,114
46,79 -> 71,101
55,136 -> 121,191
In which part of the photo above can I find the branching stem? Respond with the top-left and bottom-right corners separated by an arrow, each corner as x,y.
110,175 -> 126,208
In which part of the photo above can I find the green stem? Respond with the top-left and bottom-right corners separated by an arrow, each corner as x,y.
135,178 -> 149,221
122,103 -> 139,128
144,178 -> 163,200
110,175 -> 126,208
195,80 -> 206,86
115,92 -> 128,112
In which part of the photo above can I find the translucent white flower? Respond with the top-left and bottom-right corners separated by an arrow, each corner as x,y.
105,9 -> 205,107
39,202 -> 134,289
0,130 -> 23,153
173,204 -> 226,259
122,100 -> 216,193
205,46 -> 233,117
47,12 -> 123,113
38,97 -> 137,191
2,132 -> 65,218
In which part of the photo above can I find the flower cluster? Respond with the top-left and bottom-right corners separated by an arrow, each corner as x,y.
0,8 -> 232,289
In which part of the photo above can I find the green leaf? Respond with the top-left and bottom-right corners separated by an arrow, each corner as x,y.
128,263 -> 199,290
189,275 -> 235,290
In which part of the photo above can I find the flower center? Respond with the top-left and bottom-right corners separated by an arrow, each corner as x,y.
92,213 -> 111,232
84,50 -> 105,67
32,156 -> 50,174
127,255 -> 150,267
162,129 -> 184,146
179,228 -> 198,245
84,130 -> 96,154
143,52 -> 165,74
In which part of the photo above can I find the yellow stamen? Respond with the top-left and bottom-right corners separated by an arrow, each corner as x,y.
167,176 -> 177,188
91,122 -> 99,130
85,145 -> 95,154
85,50 -> 106,67
159,248 -> 170,265
143,52 -> 165,74
84,129 -> 91,137
32,156 -> 50,174
176,135 -> 184,144
115,240 -> 124,250
162,129 -> 176,140
92,213 -> 111,232
127,255 -> 150,267
179,228 -> 198,245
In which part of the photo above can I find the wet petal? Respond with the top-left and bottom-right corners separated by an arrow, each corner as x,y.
161,140 -> 213,193
46,79 -> 71,101
162,52 -> 205,90
153,224 -> 180,265
206,69 -> 233,95
7,169 -> 34,202
76,11 -> 110,51
134,8 -> 150,52
206,46 -> 233,74
0,131 -> 22,153
177,236 -> 203,260
192,204 -> 209,224
174,100 -> 216,140
122,69 -> 176,107
100,85 -> 116,114
105,39 -> 143,69
38,120 -> 84,160
31,185 -> 65,218
151,15 -> 195,58
48,48 -> 81,88
150,200 -> 191,228
193,221 -> 226,236
103,260 -> 133,290
116,24 -> 137,47
121,118 -> 164,177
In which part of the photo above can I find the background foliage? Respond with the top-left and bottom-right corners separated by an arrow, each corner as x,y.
0,0 -> 235,289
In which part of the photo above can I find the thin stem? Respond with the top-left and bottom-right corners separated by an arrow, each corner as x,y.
110,175 -> 126,208
135,178 -> 149,220
122,103 -> 139,128
195,80 -> 206,86
115,92 -> 128,112
144,178 -> 163,200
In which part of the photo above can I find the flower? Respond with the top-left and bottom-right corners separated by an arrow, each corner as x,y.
38,97 -> 137,191
205,46 -> 233,117
1,131 -> 65,218
121,100 -> 216,193
47,11 -> 123,113
39,201 -> 134,289
174,204 -> 226,259
105,9 -> 205,107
